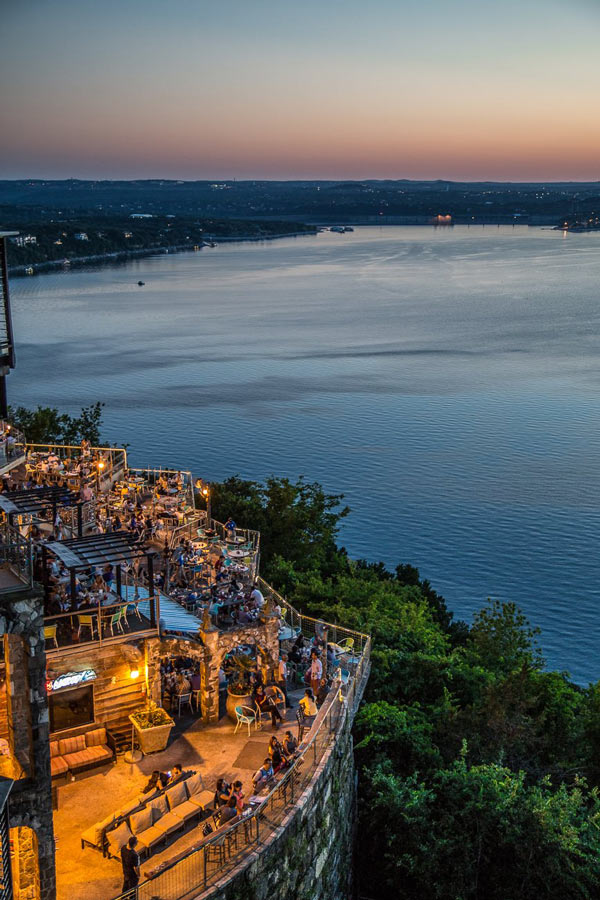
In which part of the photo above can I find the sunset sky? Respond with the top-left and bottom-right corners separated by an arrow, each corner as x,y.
1,0 -> 599,181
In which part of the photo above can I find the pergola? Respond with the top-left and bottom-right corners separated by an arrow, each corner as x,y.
42,531 -> 159,624
0,485 -> 85,537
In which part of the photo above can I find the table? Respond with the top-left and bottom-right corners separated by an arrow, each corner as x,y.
229,549 -> 246,559
226,536 -> 244,545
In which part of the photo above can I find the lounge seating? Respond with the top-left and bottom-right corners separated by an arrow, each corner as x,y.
83,770 -> 215,858
50,727 -> 116,779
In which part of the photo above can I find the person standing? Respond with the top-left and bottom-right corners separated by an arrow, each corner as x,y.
309,650 -> 323,697
278,654 -> 291,708
120,836 -> 140,896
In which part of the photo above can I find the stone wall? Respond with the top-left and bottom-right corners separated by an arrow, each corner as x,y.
0,586 -> 55,900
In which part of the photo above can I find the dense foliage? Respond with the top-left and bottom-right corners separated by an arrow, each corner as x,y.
8,402 -> 104,445
212,474 -> 600,900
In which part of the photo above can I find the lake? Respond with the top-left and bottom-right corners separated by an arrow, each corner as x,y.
10,225 -> 600,683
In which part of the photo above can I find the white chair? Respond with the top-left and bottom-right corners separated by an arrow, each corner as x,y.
177,692 -> 193,716
234,705 -> 257,736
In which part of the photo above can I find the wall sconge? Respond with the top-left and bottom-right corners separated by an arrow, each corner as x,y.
129,668 -> 140,680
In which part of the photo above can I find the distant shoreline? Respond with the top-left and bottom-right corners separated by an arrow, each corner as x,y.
7,230 -> 316,278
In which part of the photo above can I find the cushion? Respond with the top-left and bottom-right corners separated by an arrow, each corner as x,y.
169,799 -> 201,822
64,746 -> 112,769
85,727 -> 107,748
165,781 -> 188,811
115,797 -> 144,819
130,806 -> 154,836
136,815 -> 181,849
50,741 -> 61,758
184,772 -> 205,799
81,813 -> 115,848
148,794 -> 168,817
58,734 -> 86,755
189,789 -> 215,810
106,821 -> 133,858
51,756 -> 68,777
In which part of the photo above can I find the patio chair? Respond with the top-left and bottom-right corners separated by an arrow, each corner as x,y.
118,605 -> 129,631
77,614 -> 96,641
126,599 -> 143,622
105,609 -> 124,637
337,637 -> 354,653
234,705 -> 258,736
44,624 -> 58,648
176,692 -> 193,716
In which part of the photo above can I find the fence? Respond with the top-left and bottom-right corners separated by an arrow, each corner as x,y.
0,422 -> 25,471
110,614 -> 370,900
25,443 -> 127,488
0,520 -> 33,591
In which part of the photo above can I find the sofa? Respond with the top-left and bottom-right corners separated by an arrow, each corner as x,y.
50,727 -> 117,779
81,771 -> 214,858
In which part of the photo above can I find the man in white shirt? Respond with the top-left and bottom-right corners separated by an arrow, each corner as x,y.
250,585 -> 265,609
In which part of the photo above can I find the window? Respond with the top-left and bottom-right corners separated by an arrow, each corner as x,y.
49,685 -> 94,733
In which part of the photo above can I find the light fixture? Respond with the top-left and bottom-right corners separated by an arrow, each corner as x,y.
129,667 -> 140,680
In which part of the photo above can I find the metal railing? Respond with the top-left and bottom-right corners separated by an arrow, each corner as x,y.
110,610 -> 370,900
0,422 -> 26,471
0,520 -> 33,590
25,443 -> 127,489
129,467 -> 195,511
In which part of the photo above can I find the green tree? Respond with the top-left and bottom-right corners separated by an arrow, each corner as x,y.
8,402 -> 104,445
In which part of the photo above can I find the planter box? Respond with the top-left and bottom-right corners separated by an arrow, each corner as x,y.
129,713 -> 174,754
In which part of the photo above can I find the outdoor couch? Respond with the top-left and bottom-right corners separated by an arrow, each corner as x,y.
50,727 -> 117,779
81,770 -> 214,858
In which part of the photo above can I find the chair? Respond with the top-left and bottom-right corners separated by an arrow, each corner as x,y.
105,610 -> 124,637
234,705 -> 257,736
176,692 -> 193,716
126,600 -> 143,622
77,614 -> 96,640
337,637 -> 354,653
192,688 -> 202,712
44,624 -> 58,648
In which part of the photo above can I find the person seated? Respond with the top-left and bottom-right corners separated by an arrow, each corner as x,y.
218,795 -> 238,826
299,688 -> 318,719
252,758 -> 274,792
316,677 -> 330,707
282,731 -> 298,756
254,683 -> 283,728
214,777 -> 231,809
189,667 -> 201,692
232,780 -> 245,812
174,673 -> 191,696
268,736 -> 288,773
142,770 -> 169,794
167,764 -> 183,785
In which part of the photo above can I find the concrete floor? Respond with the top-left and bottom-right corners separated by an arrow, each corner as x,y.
53,707 -> 296,900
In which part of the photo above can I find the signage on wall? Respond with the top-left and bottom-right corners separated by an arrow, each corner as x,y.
47,669 -> 97,693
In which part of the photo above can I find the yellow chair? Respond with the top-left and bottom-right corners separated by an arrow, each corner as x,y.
44,625 -> 58,648
77,614 -> 96,641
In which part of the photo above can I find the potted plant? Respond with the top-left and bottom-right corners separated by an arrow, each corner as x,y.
129,701 -> 175,754
225,653 -> 256,721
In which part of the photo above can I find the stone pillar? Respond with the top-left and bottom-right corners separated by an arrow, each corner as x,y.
5,635 -> 33,777
199,622 -> 220,724
12,826 -> 41,900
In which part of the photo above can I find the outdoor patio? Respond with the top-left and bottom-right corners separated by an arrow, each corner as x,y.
53,707 -> 298,900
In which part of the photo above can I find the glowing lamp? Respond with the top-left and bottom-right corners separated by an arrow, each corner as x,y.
129,668 -> 140,680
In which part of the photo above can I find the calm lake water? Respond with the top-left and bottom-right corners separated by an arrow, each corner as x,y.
10,226 -> 600,683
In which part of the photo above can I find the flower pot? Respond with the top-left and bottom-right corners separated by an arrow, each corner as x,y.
129,714 -> 175,754
226,688 -> 254,722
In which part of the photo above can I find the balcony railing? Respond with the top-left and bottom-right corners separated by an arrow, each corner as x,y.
0,422 -> 26,473
0,520 -> 33,591
44,594 -> 159,655
25,442 -> 127,489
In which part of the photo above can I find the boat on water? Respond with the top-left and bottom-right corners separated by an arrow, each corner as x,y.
330,225 -> 353,233
137,281 -> 145,286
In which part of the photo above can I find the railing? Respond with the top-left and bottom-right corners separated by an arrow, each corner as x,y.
0,520 -> 33,590
129,467 -> 195,511
110,612 -> 370,900
25,443 -> 127,489
0,422 -> 26,471
44,596 -> 158,654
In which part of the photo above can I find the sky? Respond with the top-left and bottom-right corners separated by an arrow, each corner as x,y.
1,0 -> 599,182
